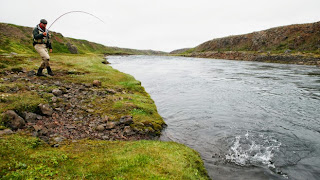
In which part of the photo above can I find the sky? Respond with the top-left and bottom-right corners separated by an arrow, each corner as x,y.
1,0 -> 320,52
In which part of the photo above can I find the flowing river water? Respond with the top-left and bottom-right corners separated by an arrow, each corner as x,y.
109,55 -> 320,180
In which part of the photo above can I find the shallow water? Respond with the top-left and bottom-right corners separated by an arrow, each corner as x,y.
109,55 -> 320,180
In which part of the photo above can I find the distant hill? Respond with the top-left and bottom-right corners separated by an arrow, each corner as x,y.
173,21 -> 320,54
0,23 -> 167,55
171,21 -> 320,65
169,48 -> 192,54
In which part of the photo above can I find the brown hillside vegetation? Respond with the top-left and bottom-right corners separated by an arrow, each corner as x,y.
172,21 -> 320,65
195,21 -> 320,53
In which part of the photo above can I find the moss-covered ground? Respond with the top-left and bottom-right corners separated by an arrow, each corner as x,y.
0,134 -> 209,179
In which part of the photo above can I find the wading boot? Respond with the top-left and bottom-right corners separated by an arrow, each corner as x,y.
36,68 -> 46,77
47,67 -> 54,76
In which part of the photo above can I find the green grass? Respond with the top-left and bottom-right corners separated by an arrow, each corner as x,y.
0,134 -> 209,180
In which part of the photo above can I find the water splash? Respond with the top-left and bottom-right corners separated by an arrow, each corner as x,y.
225,132 -> 281,169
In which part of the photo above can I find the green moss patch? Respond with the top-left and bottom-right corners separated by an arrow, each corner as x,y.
0,134 -> 209,179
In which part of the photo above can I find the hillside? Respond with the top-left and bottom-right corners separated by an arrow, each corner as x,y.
172,21 -> 320,65
0,23 -> 166,55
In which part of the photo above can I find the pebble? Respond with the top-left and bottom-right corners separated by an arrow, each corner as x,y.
96,125 -> 105,132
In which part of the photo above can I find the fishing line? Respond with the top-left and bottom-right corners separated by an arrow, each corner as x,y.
48,10 -> 105,30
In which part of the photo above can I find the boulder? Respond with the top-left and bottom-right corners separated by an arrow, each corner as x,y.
93,80 -> 101,87
0,129 -> 14,136
23,112 -> 38,123
52,89 -> 63,96
2,110 -> 25,130
120,115 -> 133,125
38,104 -> 53,116
66,43 -> 78,54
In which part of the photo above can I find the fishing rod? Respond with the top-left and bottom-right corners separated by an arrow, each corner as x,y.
47,10 -> 105,30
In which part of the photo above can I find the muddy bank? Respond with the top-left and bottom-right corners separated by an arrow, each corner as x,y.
180,51 -> 320,66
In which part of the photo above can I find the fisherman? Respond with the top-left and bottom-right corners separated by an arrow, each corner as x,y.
33,19 -> 54,76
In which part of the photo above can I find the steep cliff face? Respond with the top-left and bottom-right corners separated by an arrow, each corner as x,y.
193,21 -> 320,53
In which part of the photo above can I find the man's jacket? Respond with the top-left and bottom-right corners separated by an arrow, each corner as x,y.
33,24 -> 52,49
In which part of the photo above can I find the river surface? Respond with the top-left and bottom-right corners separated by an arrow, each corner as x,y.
109,55 -> 320,180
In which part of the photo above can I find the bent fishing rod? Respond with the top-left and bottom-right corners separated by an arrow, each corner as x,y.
47,10 -> 105,30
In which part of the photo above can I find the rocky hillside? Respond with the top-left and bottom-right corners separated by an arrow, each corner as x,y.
171,21 -> 320,65
0,23 -> 166,55
193,21 -> 320,53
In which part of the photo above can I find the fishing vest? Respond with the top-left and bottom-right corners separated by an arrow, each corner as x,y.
33,25 -> 49,44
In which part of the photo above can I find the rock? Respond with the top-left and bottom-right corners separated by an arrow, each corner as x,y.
102,135 -> 109,140
51,96 -> 58,103
23,112 -> 38,123
27,70 -> 36,77
32,125 -> 42,131
36,115 -> 43,120
105,121 -> 116,129
120,115 -> 133,125
66,125 -> 76,129
53,136 -> 65,143
106,89 -> 117,94
103,115 -> 109,122
66,43 -> 78,54
96,125 -> 105,132
0,129 -> 14,136
93,80 -> 101,87
285,49 -> 292,54
38,104 -> 53,116
102,59 -> 110,64
124,126 -> 134,135
87,109 -> 94,113
39,128 -> 49,136
2,110 -> 25,130
52,89 -> 62,96
84,83 -> 92,88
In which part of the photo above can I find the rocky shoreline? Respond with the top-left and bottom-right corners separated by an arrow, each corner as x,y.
0,68 -> 163,146
181,51 -> 320,66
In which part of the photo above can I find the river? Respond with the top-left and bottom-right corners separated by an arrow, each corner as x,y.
109,55 -> 320,180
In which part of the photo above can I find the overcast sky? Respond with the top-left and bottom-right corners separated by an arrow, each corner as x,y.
1,0 -> 320,52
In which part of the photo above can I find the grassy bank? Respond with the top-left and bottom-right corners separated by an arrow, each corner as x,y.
0,53 -> 209,179
0,134 -> 208,179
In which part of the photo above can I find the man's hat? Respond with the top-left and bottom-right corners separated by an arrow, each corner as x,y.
40,19 -> 47,24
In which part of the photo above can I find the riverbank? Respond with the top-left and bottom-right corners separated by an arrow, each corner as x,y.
0,53 -> 209,179
176,51 -> 320,66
